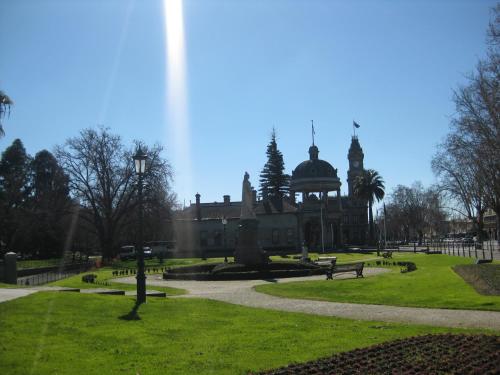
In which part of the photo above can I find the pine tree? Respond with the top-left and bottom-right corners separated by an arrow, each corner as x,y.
0,139 -> 32,251
259,129 -> 290,199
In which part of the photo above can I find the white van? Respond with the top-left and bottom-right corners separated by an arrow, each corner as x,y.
119,245 -> 136,260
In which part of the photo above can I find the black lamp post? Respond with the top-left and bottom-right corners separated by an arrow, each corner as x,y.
133,147 -> 148,304
222,217 -> 228,262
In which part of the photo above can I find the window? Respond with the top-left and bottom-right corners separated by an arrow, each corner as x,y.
286,228 -> 294,244
343,215 -> 349,225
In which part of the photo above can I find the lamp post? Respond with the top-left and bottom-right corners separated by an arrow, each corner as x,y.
222,217 -> 228,262
133,147 -> 148,304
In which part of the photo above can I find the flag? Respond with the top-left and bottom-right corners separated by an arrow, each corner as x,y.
353,121 -> 360,128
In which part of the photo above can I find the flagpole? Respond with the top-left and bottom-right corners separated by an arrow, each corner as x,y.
353,120 -> 356,137
311,120 -> 315,146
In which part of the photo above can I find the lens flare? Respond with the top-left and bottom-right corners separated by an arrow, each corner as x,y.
164,0 -> 192,200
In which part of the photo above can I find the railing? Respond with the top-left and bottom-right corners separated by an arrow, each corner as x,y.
395,240 -> 498,260
17,270 -> 80,286
16,261 -> 95,286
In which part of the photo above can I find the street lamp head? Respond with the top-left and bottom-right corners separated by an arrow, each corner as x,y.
133,146 -> 148,175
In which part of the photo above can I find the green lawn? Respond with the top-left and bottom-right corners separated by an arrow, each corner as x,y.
255,253 -> 500,311
0,292 -> 494,375
111,256 -> 232,269
49,257 -> 235,295
49,268 -> 187,296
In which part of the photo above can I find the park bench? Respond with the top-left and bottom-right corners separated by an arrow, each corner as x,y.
81,274 -> 97,283
326,261 -> 364,279
475,259 -> 493,264
316,256 -> 337,266
382,251 -> 393,259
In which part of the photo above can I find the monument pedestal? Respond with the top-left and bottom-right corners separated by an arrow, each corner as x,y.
234,219 -> 268,265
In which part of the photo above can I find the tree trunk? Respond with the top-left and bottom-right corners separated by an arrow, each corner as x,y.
369,200 -> 374,245
477,212 -> 485,242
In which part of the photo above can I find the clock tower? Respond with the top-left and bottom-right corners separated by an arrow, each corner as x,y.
347,135 -> 364,197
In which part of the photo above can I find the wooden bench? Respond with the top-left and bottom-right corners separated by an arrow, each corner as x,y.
326,261 -> 364,279
382,251 -> 393,259
82,274 -> 97,283
317,256 -> 337,266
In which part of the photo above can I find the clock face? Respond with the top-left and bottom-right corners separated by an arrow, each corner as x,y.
352,161 -> 360,168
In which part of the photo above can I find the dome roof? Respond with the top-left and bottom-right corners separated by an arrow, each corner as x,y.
292,158 -> 337,179
290,145 -> 341,192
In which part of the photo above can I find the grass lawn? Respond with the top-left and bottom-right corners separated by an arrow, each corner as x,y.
48,268 -> 187,296
112,256 -> 232,269
0,292 -> 495,375
255,253 -> 500,311
0,282 -> 21,288
48,257 -> 235,295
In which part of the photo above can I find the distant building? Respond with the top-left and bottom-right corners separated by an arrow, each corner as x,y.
484,208 -> 498,240
174,136 -> 369,256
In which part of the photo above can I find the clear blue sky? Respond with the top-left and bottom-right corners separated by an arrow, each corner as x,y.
0,0 -> 496,205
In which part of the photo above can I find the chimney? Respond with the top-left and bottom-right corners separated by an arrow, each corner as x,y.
252,189 -> 257,204
223,195 -> 230,205
195,193 -> 201,221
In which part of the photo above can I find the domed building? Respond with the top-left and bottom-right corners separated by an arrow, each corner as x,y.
289,137 -> 368,249
173,135 -> 369,256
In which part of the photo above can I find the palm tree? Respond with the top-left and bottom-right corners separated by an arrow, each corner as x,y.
0,90 -> 13,137
353,169 -> 385,245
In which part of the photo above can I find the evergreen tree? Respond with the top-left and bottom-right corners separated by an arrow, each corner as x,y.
259,129 -> 290,199
30,150 -> 71,258
0,139 -> 32,252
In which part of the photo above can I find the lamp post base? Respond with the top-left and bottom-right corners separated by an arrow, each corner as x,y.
136,272 -> 146,304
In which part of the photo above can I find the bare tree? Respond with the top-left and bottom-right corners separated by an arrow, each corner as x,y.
56,127 -> 174,260
444,5 -> 500,241
385,183 -> 446,244
432,135 -> 487,240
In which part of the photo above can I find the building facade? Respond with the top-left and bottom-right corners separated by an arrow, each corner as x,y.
174,136 -> 369,256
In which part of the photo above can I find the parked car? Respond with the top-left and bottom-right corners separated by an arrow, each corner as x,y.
143,247 -> 153,259
119,246 -> 136,260
119,246 -> 153,260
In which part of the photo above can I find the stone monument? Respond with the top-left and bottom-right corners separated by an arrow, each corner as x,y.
234,172 -> 268,265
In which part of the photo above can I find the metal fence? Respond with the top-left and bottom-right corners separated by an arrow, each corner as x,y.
17,270 -> 81,286
392,240 -> 498,261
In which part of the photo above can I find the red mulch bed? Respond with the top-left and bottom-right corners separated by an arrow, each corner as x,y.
253,334 -> 500,375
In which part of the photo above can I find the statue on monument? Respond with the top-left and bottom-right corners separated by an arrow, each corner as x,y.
234,172 -> 268,265
241,171 -> 256,219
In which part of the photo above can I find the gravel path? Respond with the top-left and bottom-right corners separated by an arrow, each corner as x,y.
0,288 -> 38,303
115,268 -> 500,330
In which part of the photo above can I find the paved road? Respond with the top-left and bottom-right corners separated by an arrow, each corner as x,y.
115,269 -> 500,331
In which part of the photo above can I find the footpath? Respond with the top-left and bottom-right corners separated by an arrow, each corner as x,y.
2,268 -> 499,330
115,269 -> 500,330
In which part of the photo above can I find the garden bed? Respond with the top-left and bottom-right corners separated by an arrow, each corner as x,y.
255,334 -> 500,375
453,264 -> 500,296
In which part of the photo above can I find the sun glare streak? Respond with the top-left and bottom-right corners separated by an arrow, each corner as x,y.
164,0 -> 193,202
30,206 -> 80,374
